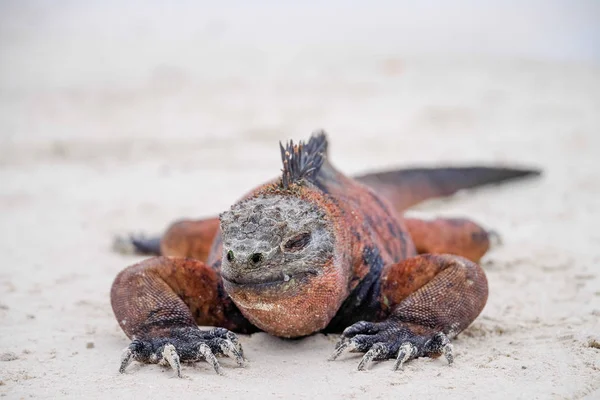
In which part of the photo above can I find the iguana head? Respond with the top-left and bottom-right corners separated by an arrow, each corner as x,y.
219,195 -> 333,287
219,132 -> 349,337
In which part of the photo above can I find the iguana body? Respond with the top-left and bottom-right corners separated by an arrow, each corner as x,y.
111,131 -> 539,376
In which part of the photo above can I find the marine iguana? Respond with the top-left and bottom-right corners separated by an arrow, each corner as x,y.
111,130 -> 540,377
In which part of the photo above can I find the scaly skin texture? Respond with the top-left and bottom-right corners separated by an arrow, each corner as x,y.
111,131 -> 539,376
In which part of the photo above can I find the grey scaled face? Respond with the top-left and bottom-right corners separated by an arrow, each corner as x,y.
219,195 -> 334,286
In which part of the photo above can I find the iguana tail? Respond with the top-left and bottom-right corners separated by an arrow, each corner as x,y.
354,166 -> 541,211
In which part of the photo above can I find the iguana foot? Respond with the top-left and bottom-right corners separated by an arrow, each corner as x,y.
119,327 -> 245,377
112,233 -> 161,255
329,319 -> 453,371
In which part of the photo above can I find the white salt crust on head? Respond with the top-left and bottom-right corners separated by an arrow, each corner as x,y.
219,195 -> 334,282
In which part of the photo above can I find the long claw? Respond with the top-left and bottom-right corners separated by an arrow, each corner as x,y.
328,339 -> 357,361
198,343 -> 223,375
357,343 -> 387,371
225,331 -> 246,361
442,343 -> 454,365
392,342 -> 417,371
162,344 -> 181,378
119,347 -> 134,374
219,339 -> 245,367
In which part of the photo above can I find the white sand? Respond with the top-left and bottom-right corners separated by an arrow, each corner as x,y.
1,2 -> 600,399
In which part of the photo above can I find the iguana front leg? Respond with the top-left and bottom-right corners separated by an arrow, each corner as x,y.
330,254 -> 488,370
111,256 -> 255,377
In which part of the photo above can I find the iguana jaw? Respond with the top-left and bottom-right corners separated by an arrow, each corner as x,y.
221,269 -> 318,287
222,259 -> 345,338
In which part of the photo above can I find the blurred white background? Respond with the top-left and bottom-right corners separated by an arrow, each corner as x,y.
1,3 -> 599,399
2,1 -> 599,91
1,1 -> 598,148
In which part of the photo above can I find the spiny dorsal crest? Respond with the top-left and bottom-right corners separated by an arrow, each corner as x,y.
279,130 -> 329,189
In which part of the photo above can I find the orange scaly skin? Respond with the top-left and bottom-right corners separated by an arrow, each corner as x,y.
111,131 -> 539,376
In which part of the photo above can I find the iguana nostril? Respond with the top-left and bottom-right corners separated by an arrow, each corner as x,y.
226,250 -> 235,262
250,253 -> 263,264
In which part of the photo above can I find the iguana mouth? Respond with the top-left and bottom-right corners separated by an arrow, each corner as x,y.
221,269 -> 318,288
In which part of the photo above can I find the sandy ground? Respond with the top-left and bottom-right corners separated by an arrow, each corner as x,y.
1,2 -> 600,399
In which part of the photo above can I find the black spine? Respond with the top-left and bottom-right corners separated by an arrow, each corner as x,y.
280,130 -> 329,189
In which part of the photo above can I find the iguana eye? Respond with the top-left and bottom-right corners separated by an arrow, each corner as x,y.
283,232 -> 312,252
226,250 -> 235,262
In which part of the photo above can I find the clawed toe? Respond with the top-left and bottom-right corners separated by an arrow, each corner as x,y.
217,339 -> 245,366
328,339 -> 358,361
162,344 -> 182,377
423,332 -> 453,364
224,330 -> 246,361
198,343 -> 223,375
357,343 -> 389,371
442,342 -> 454,365
119,346 -> 134,374
391,342 -> 418,371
